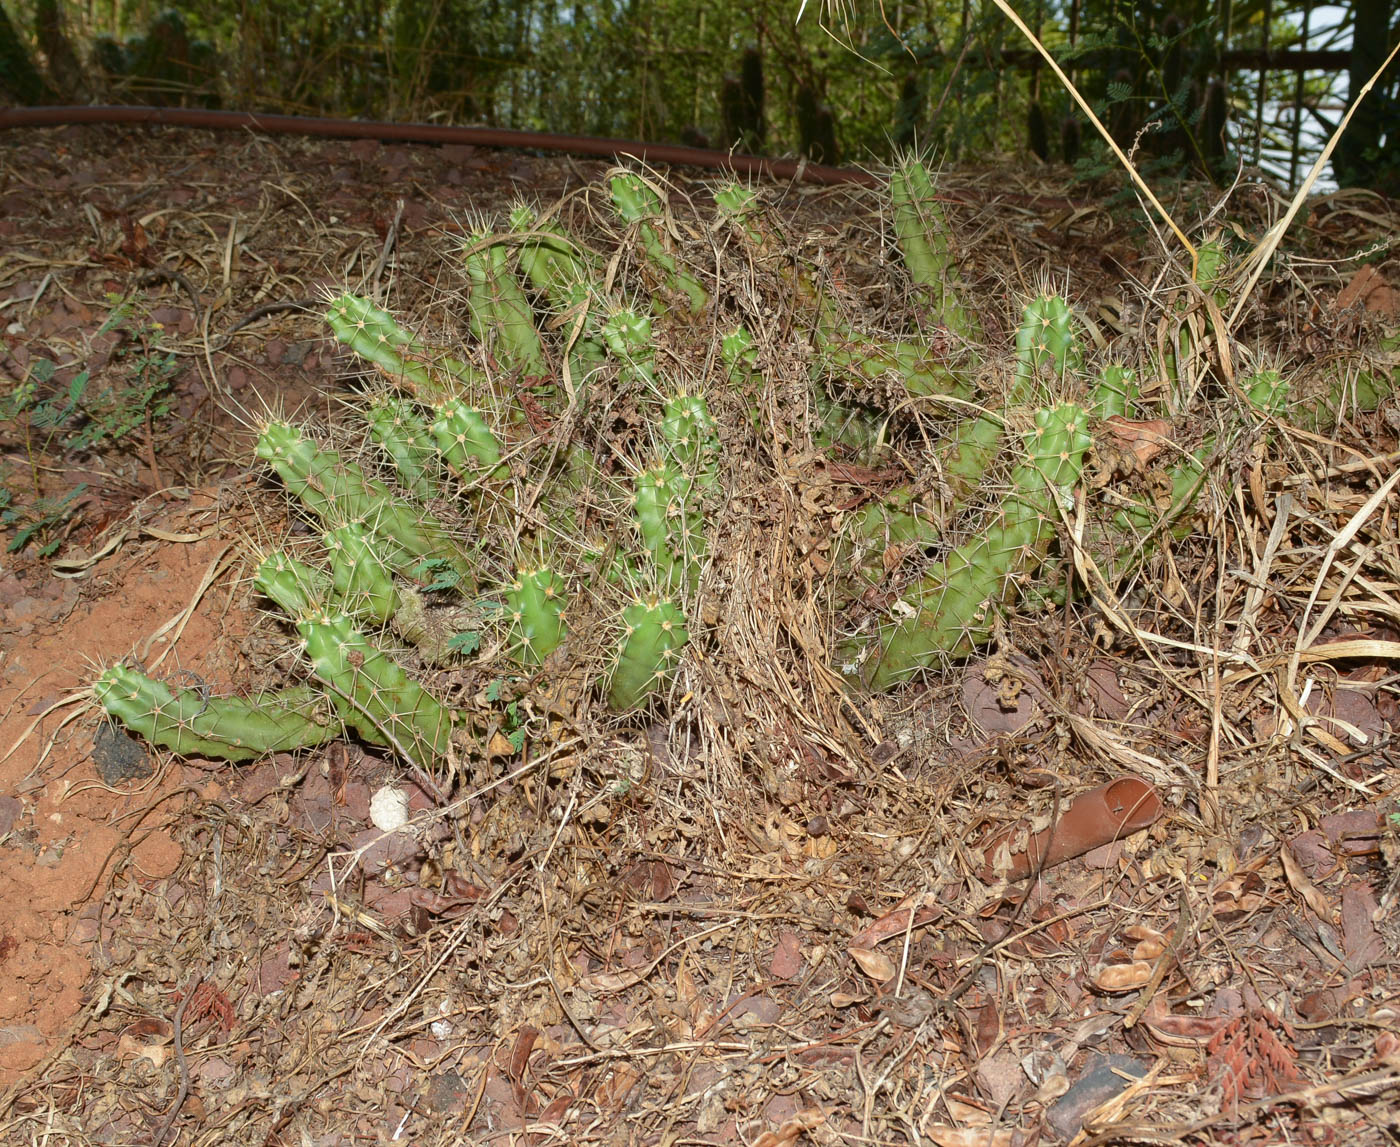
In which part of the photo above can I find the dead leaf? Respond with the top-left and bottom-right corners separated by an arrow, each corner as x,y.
508,1026 -> 539,1108
1089,960 -> 1154,992
1280,842 -> 1333,921
1142,1012 -> 1230,1046
925,1126 -> 1016,1147
117,1017 -> 172,1070
849,946 -> 896,982
750,1108 -> 826,1147
849,891 -> 944,949
577,970 -> 643,993
769,929 -> 805,980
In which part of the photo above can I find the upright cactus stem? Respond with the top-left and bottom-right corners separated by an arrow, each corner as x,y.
461,228 -> 547,378
660,392 -> 719,487
299,612 -> 455,765
508,202 -> 601,303
890,156 -> 983,345
602,309 -> 658,387
1015,293 -> 1084,393
855,404 -> 1092,688
326,292 -> 483,401
609,173 -> 709,317
431,398 -> 509,482
608,596 -> 689,710
364,392 -> 439,500
325,522 -> 400,623
506,567 -> 567,664
255,420 -> 474,584
634,461 -> 701,595
1092,365 -> 1139,420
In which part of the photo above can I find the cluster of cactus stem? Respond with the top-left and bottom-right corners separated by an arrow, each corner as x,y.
95,157 -> 1399,771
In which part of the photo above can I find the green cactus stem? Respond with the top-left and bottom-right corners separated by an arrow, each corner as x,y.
1092,365 -> 1140,420
926,290 -> 1085,502
815,327 -> 975,400
461,229 -> 547,377
506,566 -> 567,664
509,202 -> 601,303
634,461 -> 704,595
94,665 -> 342,761
713,183 -> 771,252
326,292 -> 483,402
660,391 -> 720,488
889,155 -> 983,345
255,420 -> 474,584
609,173 -> 708,317
1015,292 -> 1084,392
254,550 -> 330,618
430,399 -> 509,481
325,522 -> 400,623
855,403 -> 1093,688
608,595 -> 689,710
299,612 -> 455,765
365,392 -> 439,500
601,309 -> 658,387
721,326 -> 760,386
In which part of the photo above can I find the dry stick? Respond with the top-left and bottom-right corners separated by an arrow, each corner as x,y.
151,973 -> 201,1147
1228,38 -> 1400,330
988,0 -> 1195,275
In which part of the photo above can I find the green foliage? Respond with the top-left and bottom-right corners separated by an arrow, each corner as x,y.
1,484 -> 86,557
4,297 -> 177,459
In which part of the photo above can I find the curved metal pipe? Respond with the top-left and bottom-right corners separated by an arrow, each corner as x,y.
0,105 -> 881,187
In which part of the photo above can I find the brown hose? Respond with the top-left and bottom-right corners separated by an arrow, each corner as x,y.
0,105 -> 880,187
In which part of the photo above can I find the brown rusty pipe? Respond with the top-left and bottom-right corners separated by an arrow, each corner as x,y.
979,776 -> 1163,882
0,105 -> 880,188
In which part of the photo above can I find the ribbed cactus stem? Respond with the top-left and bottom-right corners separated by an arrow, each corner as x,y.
509,202 -> 601,304
326,292 -> 483,401
255,420 -> 473,583
721,326 -> 759,385
601,309 -> 658,387
299,612 -> 454,765
430,398 -> 508,481
94,665 -> 342,761
1244,368 -> 1288,416
506,566 -> 567,664
1014,293 -> 1084,393
608,595 -> 689,710
859,403 -> 1092,688
325,291 -> 433,390
713,184 -> 770,251
1092,365 -> 1139,420
254,550 -> 329,618
816,328 -> 974,400
609,173 -> 708,317
325,522 -> 400,623
890,155 -> 983,344
634,461 -> 698,595
365,392 -> 439,499
660,391 -> 719,488
461,230 -> 547,377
